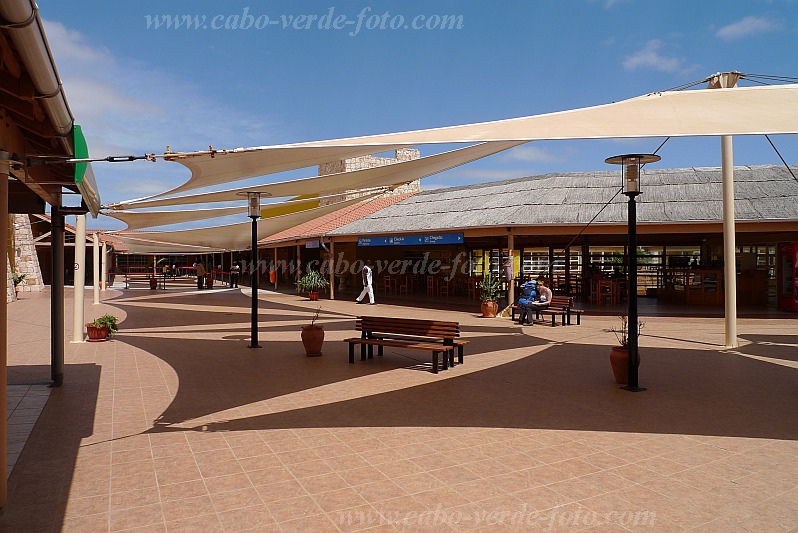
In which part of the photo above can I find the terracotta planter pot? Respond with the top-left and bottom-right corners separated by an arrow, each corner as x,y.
301,325 -> 324,356
205,274 -> 214,289
149,277 -> 158,290
86,324 -> 109,342
610,346 -> 640,384
269,270 -> 277,284
481,300 -> 498,318
308,292 -> 320,301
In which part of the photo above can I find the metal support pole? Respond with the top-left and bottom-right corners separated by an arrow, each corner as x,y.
722,136 -> 738,348
93,233 -> 100,304
101,241 -> 108,290
51,207 -> 65,386
624,194 -> 644,392
71,215 -> 87,343
249,216 -> 261,349
507,233 -> 515,305
0,152 -> 11,507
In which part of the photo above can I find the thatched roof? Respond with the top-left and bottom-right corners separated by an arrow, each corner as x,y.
329,165 -> 798,235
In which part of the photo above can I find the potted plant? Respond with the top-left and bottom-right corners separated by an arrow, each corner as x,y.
297,270 -> 330,301
609,315 -> 644,384
204,264 -> 214,289
479,270 -> 501,318
86,314 -> 119,342
12,273 -> 26,297
301,307 -> 324,356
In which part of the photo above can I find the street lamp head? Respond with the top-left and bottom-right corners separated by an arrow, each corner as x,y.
246,192 -> 261,218
604,153 -> 660,197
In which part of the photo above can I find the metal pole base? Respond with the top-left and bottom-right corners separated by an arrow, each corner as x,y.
50,375 -> 63,388
248,344 -> 262,349
621,385 -> 646,392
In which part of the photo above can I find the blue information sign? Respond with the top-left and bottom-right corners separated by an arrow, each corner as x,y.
358,233 -> 464,247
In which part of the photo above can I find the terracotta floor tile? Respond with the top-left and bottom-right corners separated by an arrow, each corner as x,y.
6,289 -> 798,532
161,494 -> 214,523
266,495 -> 323,523
313,487 -> 370,513
110,502 -> 164,531
255,479 -> 307,503
158,479 -> 208,502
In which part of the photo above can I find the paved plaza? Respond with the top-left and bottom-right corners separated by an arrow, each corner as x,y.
2,281 -> 797,532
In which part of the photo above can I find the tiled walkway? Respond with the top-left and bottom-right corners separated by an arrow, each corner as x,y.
2,282 -> 798,532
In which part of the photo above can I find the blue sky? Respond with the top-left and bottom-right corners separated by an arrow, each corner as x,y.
38,0 -> 798,230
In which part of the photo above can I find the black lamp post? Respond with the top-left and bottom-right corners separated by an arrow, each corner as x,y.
247,192 -> 262,349
604,154 -> 660,392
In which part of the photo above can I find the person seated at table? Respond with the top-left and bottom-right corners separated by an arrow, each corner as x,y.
516,279 -> 538,325
520,278 -> 553,324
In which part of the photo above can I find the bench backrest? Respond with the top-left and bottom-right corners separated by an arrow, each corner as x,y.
357,316 -> 459,339
548,296 -> 574,308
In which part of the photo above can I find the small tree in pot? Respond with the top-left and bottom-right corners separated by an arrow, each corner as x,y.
609,315 -> 645,384
301,307 -> 324,356
297,270 -> 330,301
479,270 -> 501,318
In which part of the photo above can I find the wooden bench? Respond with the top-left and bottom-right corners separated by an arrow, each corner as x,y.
343,316 -> 469,374
512,296 -> 584,327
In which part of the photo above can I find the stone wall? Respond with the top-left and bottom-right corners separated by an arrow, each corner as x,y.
6,258 -> 14,303
317,148 -> 422,206
11,214 -> 44,293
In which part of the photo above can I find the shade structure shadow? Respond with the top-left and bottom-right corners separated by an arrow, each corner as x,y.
0,364 -> 102,532
735,333 -> 798,363
170,339 -> 798,442
118,322 -> 539,429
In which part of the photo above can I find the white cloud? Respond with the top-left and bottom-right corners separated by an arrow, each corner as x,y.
715,16 -> 778,41
501,145 -> 562,164
41,19 -> 280,209
622,39 -> 685,73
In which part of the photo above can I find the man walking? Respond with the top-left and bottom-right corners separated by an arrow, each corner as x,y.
355,260 -> 375,305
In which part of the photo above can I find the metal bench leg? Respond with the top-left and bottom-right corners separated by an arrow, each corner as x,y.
567,313 -> 572,325
432,352 -> 439,374
448,349 -> 455,367
442,350 -> 448,370
458,346 -> 464,365
349,343 -> 355,364
378,345 -> 384,357
551,314 -> 556,327
577,314 -> 581,325
367,345 -> 374,359
360,344 -> 367,361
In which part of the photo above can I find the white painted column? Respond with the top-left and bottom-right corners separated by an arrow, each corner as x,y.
722,136 -> 738,348
71,215 -> 87,343
329,240 -> 335,300
101,241 -> 108,290
93,233 -> 100,304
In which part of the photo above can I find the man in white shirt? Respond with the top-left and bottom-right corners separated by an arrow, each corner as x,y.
355,260 -> 375,304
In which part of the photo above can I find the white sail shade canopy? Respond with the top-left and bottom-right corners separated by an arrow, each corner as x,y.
109,141 -> 524,210
102,194 -> 351,230
153,84 -> 798,196
112,193 -> 378,253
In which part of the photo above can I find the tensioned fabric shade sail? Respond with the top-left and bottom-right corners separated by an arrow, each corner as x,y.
112,237 -> 224,254
109,141 -> 523,210
113,193 -> 377,252
104,205 -> 248,230
103,195 -> 339,230
154,84 -> 798,196
151,144 -> 409,198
